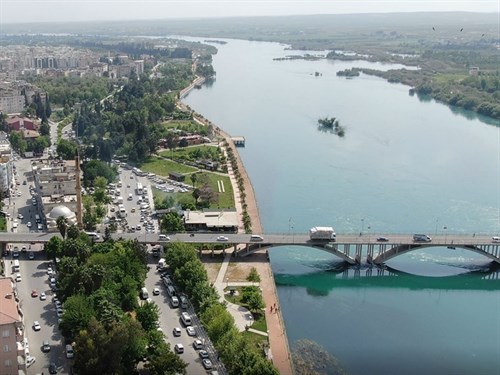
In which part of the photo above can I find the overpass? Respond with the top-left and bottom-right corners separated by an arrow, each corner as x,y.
0,232 -> 498,265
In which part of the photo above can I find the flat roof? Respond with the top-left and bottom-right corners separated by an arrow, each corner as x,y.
0,278 -> 21,325
184,209 -> 238,228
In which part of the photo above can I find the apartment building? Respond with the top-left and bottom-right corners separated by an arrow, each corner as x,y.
0,136 -> 14,196
0,278 -> 26,375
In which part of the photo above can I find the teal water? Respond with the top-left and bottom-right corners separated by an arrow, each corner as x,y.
182,37 -> 500,374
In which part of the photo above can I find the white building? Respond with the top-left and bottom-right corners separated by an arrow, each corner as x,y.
0,137 -> 13,196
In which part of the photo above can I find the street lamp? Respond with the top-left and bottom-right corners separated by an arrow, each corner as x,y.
360,218 -> 365,236
443,226 -> 448,243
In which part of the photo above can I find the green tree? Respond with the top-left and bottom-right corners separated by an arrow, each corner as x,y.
136,301 -> 160,332
60,294 -> 95,339
146,338 -> 187,375
67,224 -> 80,239
57,139 -> 78,160
44,236 -> 64,259
190,172 -> 198,188
56,216 -> 68,238
246,267 -> 261,283
161,211 -> 185,232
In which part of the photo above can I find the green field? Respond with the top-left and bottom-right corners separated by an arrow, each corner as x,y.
159,144 -> 221,162
140,157 -> 197,176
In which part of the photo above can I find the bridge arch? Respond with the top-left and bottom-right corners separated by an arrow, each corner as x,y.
372,243 -> 500,265
236,242 -> 357,264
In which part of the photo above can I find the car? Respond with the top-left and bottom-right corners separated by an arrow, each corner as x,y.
492,236 -> 500,243
40,292 -> 46,301
49,362 -> 58,374
193,339 -> 203,350
12,221 -> 18,229
202,359 -> 213,370
159,234 -> 170,241
152,287 -> 160,296
199,349 -> 209,359
16,191 -> 21,197
22,180 -> 26,185
217,235 -> 229,241
42,340 -> 51,352
57,309 -> 64,318
28,251 -> 34,260
26,356 -> 36,368
12,249 -> 19,258
136,225 -> 141,230
376,237 -> 389,242
27,221 -> 32,228
17,213 -> 23,219
130,175 -> 134,179
186,326 -> 196,336
173,327 -> 181,337
174,343 -> 184,354
33,321 -> 41,331
47,267 -> 53,276
37,223 -> 43,230
31,290 -> 38,298
131,207 -> 136,213
15,274 -> 22,282
66,344 -> 74,359
21,246 -> 27,252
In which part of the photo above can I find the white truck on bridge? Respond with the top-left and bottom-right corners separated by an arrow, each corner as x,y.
309,227 -> 336,241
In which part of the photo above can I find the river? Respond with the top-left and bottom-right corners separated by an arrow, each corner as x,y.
181,37 -> 500,375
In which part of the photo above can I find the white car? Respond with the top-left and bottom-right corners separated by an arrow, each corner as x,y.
15,274 -> 22,282
193,339 -> 203,350
33,321 -> 41,331
17,213 -> 23,219
174,343 -> 184,354
173,327 -> 181,337
186,326 -> 196,336
202,359 -> 213,370
40,292 -> 46,301
152,288 -> 160,296
217,235 -> 229,241
26,356 -> 36,368
27,221 -> 32,228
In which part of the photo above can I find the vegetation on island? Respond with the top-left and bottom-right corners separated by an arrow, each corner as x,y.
318,117 -> 346,137
336,68 -> 360,78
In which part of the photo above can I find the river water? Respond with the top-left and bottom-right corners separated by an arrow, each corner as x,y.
181,37 -> 500,375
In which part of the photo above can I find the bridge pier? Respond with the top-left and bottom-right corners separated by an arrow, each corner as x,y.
355,244 -> 363,264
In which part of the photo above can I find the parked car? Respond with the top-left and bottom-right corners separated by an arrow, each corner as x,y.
42,340 -> 51,352
186,326 -> 196,336
173,327 -> 181,337
40,292 -> 46,301
193,339 -> 203,350
174,343 -> 184,354
199,350 -> 209,359
48,362 -> 58,374
31,290 -> 38,298
33,321 -> 41,331
202,359 -> 213,370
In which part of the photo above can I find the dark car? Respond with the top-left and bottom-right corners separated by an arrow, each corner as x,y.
49,362 -> 57,374
42,340 -> 51,352
376,237 -> 389,242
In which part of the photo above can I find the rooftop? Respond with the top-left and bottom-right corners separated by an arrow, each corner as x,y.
0,278 -> 21,325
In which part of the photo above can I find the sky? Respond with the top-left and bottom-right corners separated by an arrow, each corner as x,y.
0,0 -> 498,24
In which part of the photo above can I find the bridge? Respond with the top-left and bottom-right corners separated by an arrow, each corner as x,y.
0,232 -> 498,265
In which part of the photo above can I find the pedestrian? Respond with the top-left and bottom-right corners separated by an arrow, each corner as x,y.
270,306 -> 273,313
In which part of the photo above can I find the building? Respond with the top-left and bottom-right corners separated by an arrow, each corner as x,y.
45,204 -> 78,231
184,209 -> 239,232
0,137 -> 13,196
0,278 -> 27,374
32,159 -> 79,229
5,117 -> 38,132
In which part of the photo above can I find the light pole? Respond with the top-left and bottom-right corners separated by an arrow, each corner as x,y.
360,218 -> 364,236
443,226 -> 448,243
367,226 -> 371,242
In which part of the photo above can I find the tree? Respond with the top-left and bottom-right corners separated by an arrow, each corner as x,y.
161,211 -> 185,233
190,172 -> 198,188
57,139 -> 78,160
44,236 -> 64,259
56,216 -> 68,238
246,267 -> 261,283
136,301 -> 160,332
67,224 -> 80,239
146,338 -> 187,375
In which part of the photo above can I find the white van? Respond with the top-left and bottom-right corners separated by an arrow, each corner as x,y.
140,287 -> 149,300
66,344 -> 74,359
180,295 -> 189,309
167,285 -> 176,297
170,295 -> 179,308
85,232 -> 100,240
12,260 -> 20,272
181,312 -> 192,326
492,236 -> 500,243
250,234 -> 264,241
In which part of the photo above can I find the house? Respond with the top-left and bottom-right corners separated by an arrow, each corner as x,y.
169,172 -> 185,182
184,209 -> 239,232
5,117 -> 39,132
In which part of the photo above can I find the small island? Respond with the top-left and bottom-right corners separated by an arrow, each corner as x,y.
336,68 -> 360,78
318,117 -> 346,137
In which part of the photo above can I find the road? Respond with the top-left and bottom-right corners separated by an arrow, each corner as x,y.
145,253 -> 212,375
9,247 -> 70,375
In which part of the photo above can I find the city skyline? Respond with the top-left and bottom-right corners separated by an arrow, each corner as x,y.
0,0 -> 498,25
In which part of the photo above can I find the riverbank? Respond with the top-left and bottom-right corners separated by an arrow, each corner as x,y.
179,82 -> 292,373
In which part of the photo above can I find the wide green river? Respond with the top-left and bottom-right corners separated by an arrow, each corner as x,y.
182,36 -> 500,375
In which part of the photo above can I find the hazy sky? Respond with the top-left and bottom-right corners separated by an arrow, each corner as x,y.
0,0 -> 498,24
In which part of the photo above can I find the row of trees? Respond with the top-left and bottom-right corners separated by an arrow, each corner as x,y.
166,242 -> 278,375
44,232 -> 187,374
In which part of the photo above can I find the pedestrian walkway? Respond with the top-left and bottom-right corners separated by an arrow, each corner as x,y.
213,249 -> 254,331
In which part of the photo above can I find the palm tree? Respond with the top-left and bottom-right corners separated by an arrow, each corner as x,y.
56,216 -> 68,239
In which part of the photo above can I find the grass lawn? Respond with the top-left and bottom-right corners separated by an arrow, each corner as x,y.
0,217 -> 6,231
202,173 -> 234,208
242,330 -> 269,348
159,144 -> 221,161
224,287 -> 267,333
140,156 -> 197,176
